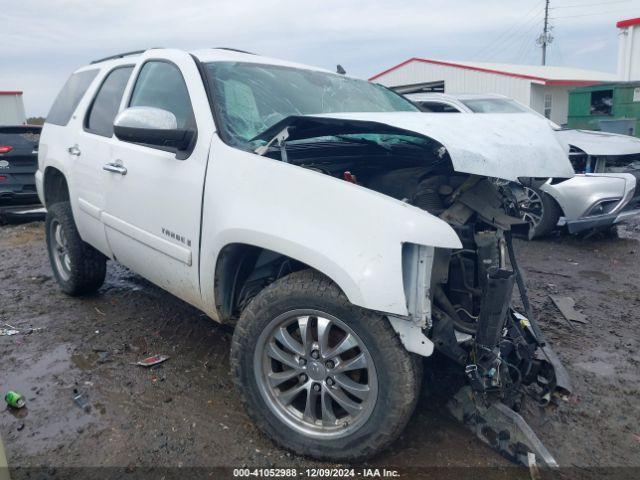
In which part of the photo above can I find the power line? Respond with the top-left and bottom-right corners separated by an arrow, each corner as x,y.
476,9 -> 545,61
471,1 -> 544,60
551,0 -> 630,8
513,30 -> 535,63
551,8 -> 638,18
512,18 -> 546,63
491,11 -> 546,58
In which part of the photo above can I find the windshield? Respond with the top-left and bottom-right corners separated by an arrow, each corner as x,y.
460,97 -> 562,129
205,61 -> 417,148
461,98 -> 530,114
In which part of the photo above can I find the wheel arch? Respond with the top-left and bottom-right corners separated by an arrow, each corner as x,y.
538,184 -> 566,217
43,166 -> 70,208
213,242 -> 355,323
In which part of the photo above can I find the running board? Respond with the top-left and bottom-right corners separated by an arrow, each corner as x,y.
448,386 -> 559,468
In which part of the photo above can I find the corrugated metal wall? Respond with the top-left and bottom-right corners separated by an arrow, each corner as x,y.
0,94 -> 27,125
618,24 -> 640,81
373,61 -> 533,107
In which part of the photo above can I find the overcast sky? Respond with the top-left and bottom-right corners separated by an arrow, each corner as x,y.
1,0 -> 639,117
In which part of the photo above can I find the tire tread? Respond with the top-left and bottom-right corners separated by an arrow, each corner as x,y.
230,269 -> 421,461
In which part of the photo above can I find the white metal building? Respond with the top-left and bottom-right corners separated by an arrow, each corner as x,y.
369,59 -> 617,125
617,17 -> 640,81
0,91 -> 26,125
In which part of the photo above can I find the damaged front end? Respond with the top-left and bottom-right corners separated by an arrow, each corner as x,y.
254,113 -> 573,467
406,174 -> 572,467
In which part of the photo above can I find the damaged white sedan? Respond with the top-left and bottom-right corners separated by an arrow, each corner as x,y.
406,93 -> 640,237
38,48 -> 573,466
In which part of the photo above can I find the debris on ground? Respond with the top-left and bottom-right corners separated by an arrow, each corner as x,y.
24,327 -> 45,334
549,295 -> 588,324
134,354 -> 169,367
0,323 -> 19,336
72,390 -> 91,413
5,391 -> 25,409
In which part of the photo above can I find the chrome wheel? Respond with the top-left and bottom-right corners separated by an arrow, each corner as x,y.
50,219 -> 71,281
254,310 -> 378,439
522,187 -> 545,229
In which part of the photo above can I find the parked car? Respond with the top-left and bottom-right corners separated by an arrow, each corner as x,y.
37,48 -> 574,465
0,125 -> 44,222
405,92 -> 640,238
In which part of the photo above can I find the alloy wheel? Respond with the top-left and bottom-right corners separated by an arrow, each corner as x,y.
522,187 -> 545,229
50,219 -> 72,281
254,310 -> 378,439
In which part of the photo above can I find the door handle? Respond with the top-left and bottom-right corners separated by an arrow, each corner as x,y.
102,163 -> 128,175
68,145 -> 81,157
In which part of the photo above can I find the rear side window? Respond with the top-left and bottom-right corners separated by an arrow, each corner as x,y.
129,61 -> 194,129
47,70 -> 99,126
85,66 -> 134,137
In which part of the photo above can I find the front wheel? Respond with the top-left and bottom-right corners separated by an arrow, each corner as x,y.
522,187 -> 561,239
230,270 -> 421,461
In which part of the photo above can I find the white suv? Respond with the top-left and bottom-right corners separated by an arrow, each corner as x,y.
37,48 -> 573,464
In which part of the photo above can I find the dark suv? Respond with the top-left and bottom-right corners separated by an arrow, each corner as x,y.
0,125 -> 43,220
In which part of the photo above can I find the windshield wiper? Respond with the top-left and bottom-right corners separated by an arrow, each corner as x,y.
254,127 -> 290,162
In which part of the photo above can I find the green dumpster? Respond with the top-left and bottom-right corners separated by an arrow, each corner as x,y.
567,81 -> 640,138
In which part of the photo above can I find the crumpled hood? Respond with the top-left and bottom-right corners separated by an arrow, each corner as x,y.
256,112 -> 574,182
555,129 -> 640,156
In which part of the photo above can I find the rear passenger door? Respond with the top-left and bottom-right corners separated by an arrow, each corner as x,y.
74,65 -> 134,255
102,51 -> 215,308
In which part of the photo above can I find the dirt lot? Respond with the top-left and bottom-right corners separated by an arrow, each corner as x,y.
1,220 -> 639,477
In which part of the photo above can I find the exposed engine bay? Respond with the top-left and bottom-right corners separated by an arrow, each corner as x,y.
256,121 -> 572,467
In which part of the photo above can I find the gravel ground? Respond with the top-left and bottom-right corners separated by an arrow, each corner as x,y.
1,219 -> 639,478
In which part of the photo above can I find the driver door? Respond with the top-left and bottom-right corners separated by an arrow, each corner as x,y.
102,51 -> 215,307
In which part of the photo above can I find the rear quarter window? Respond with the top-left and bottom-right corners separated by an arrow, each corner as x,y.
85,66 -> 134,137
46,69 -> 99,126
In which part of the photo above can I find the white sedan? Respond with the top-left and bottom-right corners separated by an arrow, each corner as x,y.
405,92 -> 640,238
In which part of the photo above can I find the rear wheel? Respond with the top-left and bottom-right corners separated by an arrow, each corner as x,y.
231,270 -> 421,461
522,187 -> 561,239
46,202 -> 106,295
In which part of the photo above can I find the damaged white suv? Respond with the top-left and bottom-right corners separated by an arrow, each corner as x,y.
37,48 -> 574,464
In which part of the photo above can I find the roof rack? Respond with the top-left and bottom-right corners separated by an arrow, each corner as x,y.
90,49 -> 160,65
213,47 -> 256,55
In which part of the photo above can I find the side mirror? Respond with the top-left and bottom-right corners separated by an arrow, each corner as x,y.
113,107 -> 194,150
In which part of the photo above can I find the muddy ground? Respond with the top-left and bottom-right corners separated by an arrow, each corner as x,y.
1,219 -> 639,477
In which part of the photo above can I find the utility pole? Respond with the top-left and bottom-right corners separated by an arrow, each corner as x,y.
538,0 -> 553,65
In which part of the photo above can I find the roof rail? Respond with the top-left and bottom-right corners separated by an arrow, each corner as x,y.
90,48 -> 160,65
213,47 -> 256,55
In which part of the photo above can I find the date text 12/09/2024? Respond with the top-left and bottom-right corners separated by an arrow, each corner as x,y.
233,468 -> 401,478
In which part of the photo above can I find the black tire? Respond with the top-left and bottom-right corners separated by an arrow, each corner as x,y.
524,187 -> 562,239
230,269 -> 422,461
45,201 -> 106,296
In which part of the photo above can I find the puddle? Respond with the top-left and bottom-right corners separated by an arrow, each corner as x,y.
0,343 -> 100,457
71,352 -> 99,371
